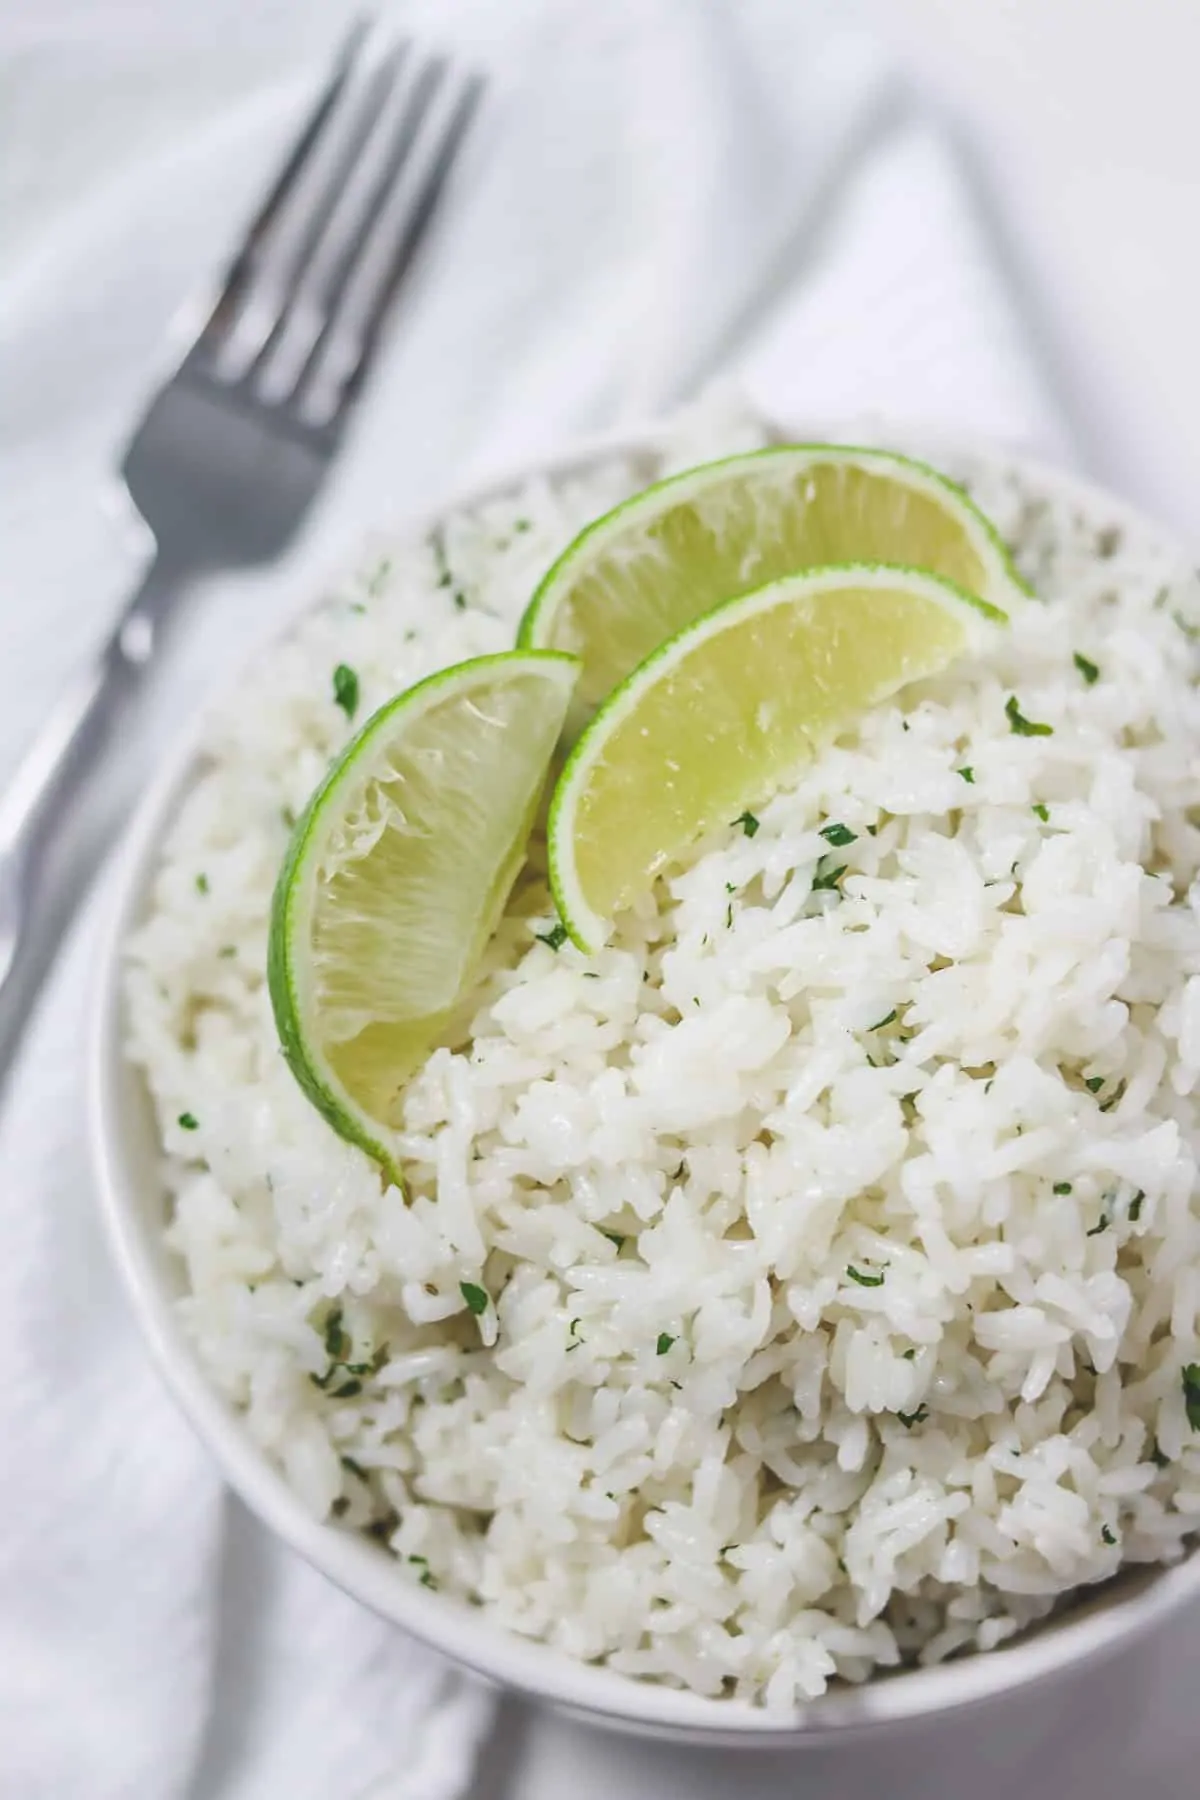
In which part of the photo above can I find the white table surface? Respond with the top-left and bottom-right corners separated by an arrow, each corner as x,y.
3,3 -> 1198,1796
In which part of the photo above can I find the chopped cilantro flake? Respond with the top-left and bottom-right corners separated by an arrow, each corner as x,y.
601,1230 -> 625,1249
331,1496 -> 351,1518
419,1568 -> 438,1589
820,822 -> 857,847
957,766 -> 975,784
656,1332 -> 675,1356
1183,1364 -> 1200,1430
732,810 -> 760,838
323,1307 -> 349,1360
1085,1076 -> 1105,1094
452,591 -> 467,612
902,1347 -> 917,1361
1101,1524 -> 1117,1546
460,1281 -> 489,1316
1074,652 -> 1101,686
332,663 -> 359,718
1053,1182 -> 1073,1196
536,922 -> 569,951
1129,1191 -> 1145,1222
195,873 -> 209,895
331,1378 -> 362,1400
870,1010 -> 897,1031
897,1405 -> 929,1429
1032,803 -> 1049,822
1006,695 -> 1053,737
340,1454 -> 368,1482
1086,1215 -> 1109,1237
811,863 -> 847,893
846,1265 -> 885,1288
177,1112 -> 199,1131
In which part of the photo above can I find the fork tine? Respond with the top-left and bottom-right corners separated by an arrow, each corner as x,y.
218,37 -> 413,382
252,52 -> 445,406
196,15 -> 372,352
296,69 -> 484,427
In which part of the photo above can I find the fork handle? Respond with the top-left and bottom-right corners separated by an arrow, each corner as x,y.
0,553 -> 190,1071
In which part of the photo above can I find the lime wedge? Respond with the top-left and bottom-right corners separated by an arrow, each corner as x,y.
519,446 -> 1023,718
268,651 -> 579,1178
548,565 -> 999,952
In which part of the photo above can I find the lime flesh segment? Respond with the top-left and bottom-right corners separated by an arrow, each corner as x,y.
269,651 -> 579,1177
519,446 -> 1024,717
549,565 -> 998,952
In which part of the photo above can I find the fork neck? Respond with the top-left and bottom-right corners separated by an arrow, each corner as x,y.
111,548 -> 196,672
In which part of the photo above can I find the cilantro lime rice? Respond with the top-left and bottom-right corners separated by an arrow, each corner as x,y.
124,412 -> 1200,1709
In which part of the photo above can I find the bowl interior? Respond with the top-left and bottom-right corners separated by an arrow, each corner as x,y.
89,420 -> 1200,1744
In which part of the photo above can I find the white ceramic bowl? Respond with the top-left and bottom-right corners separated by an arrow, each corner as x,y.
89,423 -> 1200,1747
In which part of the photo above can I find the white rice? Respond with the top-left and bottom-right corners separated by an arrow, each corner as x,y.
125,407 -> 1200,1710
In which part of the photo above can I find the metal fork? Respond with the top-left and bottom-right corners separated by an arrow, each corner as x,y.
0,22 -> 481,1069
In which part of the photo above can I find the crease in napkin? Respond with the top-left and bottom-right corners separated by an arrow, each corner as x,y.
0,2 -> 1064,1796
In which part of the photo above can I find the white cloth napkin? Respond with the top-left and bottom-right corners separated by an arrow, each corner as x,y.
0,3 -> 1080,1797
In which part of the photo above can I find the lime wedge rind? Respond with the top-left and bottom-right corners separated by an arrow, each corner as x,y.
518,444 -> 1027,718
269,649 -> 580,1183
548,562 -> 999,955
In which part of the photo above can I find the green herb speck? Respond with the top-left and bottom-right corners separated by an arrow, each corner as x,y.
323,1306 -> 349,1361
1129,1191 -> 1145,1222
1182,1364 -> 1200,1430
340,1454 -> 368,1482
656,1332 -> 675,1356
536,922 -> 569,951
732,810 -> 760,838
1099,1079 -> 1127,1114
811,863 -> 847,893
332,663 -> 359,718
1150,1440 -> 1170,1469
452,591 -> 468,612
420,1568 -> 438,1589
331,1379 -> 362,1400
897,1405 -> 929,1429
902,1347 -> 917,1361
1006,695 -> 1053,737
957,766 -> 975,783
1085,1076 -> 1105,1094
331,1496 -> 351,1518
195,873 -> 209,895
177,1112 -> 199,1131
1073,651 -> 1101,685
820,822 -> 857,848
1032,803 -> 1049,822
460,1281 -> 489,1317
1053,1182 -> 1073,1196
601,1230 -> 625,1249
1101,1524 -> 1117,1545
1086,1215 -> 1109,1237
870,1010 -> 897,1031
846,1264 -> 885,1288
514,518 -> 532,533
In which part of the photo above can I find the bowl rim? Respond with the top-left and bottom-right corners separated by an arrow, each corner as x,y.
89,413 -> 1200,1744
